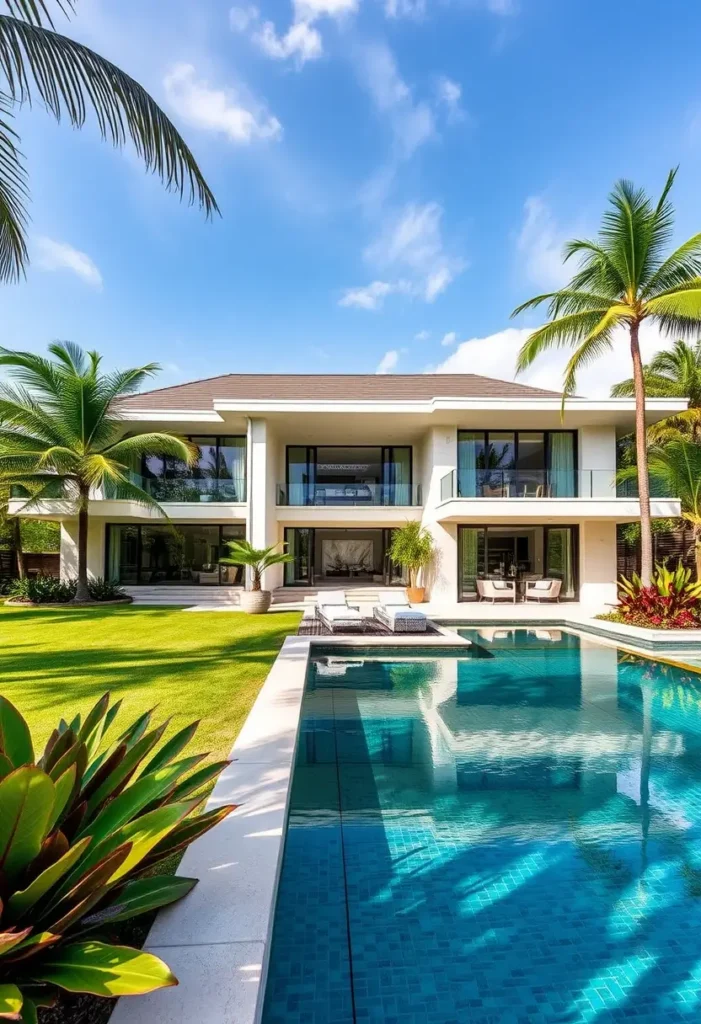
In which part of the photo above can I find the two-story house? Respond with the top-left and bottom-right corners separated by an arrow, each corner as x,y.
12,373 -> 685,606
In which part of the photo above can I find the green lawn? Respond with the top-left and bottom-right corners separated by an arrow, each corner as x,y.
0,604 -> 301,760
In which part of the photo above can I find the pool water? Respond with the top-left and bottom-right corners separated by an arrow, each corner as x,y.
261,629 -> 701,1024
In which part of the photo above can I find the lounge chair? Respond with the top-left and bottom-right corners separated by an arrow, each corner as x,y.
316,590 -> 364,633
476,579 -> 517,603
524,578 -> 562,603
373,592 -> 428,633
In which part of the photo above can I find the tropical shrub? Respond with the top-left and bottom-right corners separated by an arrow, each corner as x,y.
0,694 -> 233,1019
616,561 -> 701,628
8,575 -> 127,604
388,522 -> 434,590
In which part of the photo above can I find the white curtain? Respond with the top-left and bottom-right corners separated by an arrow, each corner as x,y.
458,433 -> 480,497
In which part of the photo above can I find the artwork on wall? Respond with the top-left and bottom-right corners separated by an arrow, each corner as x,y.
322,539 -> 374,576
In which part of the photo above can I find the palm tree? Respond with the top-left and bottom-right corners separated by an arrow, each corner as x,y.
0,0 -> 217,282
513,168 -> 701,585
620,440 -> 701,582
219,540 -> 293,592
611,339 -> 701,443
0,342 -> 196,602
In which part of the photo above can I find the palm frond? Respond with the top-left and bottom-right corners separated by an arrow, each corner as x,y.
3,1 -> 74,29
511,289 -> 614,320
643,233 -> 701,297
644,286 -> 701,337
0,14 -> 218,221
0,345 -> 64,394
561,330 -> 616,399
562,239 -> 626,296
98,468 -> 168,516
0,91 -> 28,281
515,310 -> 612,373
600,177 -> 661,291
610,376 -> 635,398
102,433 -> 196,465
47,339 -> 90,375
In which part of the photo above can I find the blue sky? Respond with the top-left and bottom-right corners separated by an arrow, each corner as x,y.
4,0 -> 701,396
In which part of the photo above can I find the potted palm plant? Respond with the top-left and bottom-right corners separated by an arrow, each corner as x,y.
220,539 -> 293,613
388,521 -> 434,604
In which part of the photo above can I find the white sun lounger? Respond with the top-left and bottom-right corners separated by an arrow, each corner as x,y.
316,590 -> 364,633
373,591 -> 427,633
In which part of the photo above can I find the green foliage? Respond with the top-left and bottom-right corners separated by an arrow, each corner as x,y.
0,693 -> 234,1015
220,539 -> 293,591
7,575 -> 126,603
388,521 -> 434,588
0,0 -> 216,284
19,520 -> 59,553
0,342 -> 197,601
513,170 -> 701,400
617,561 -> 701,628
611,339 -> 701,443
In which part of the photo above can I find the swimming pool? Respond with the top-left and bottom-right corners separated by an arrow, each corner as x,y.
261,628 -> 701,1024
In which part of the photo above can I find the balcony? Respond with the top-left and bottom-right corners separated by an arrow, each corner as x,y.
277,482 -> 422,507
437,469 -> 681,523
104,476 -> 247,503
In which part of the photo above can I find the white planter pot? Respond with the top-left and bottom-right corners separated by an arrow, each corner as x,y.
240,589 -> 272,614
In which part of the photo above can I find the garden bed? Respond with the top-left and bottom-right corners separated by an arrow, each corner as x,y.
5,596 -> 133,607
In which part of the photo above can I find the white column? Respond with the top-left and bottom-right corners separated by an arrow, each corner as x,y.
60,519 -> 105,581
420,426 -> 458,603
246,418 -> 281,590
579,426 -> 617,497
579,520 -> 618,608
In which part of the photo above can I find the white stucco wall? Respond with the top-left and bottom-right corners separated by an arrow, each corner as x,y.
579,520 -> 618,607
579,426 -> 617,497
60,519 -> 105,581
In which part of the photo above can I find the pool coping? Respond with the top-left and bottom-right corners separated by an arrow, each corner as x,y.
110,624 -> 471,1024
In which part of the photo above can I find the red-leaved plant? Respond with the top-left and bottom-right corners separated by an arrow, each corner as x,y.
618,561 -> 701,629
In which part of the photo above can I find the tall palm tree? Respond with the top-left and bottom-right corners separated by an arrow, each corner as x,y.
0,342 -> 195,601
0,0 -> 217,283
611,339 -> 701,443
619,440 -> 701,582
513,169 -> 701,585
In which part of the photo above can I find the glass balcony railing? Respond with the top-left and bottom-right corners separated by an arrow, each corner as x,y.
277,482 -> 422,506
439,469 -> 671,500
104,476 -> 246,502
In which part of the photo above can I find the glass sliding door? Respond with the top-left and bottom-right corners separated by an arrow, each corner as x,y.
218,438 -> 247,501
284,528 -> 314,585
545,526 -> 577,598
106,524 -> 245,585
458,527 -> 486,601
287,447 -> 314,506
382,447 -> 412,505
458,524 -> 578,601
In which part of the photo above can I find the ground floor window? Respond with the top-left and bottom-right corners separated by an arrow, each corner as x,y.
105,523 -> 246,585
458,524 -> 579,601
283,527 -> 407,586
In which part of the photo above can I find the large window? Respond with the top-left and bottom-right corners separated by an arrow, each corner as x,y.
283,528 -> 406,586
457,431 -> 576,498
106,523 -> 245,585
142,436 -> 246,502
283,446 -> 414,505
458,525 -> 578,601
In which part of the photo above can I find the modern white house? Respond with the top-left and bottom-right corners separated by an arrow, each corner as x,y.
10,373 -> 686,607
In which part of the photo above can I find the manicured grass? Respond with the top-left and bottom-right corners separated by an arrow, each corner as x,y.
0,604 -> 301,759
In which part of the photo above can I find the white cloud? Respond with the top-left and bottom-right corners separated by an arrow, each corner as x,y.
253,20 -> 322,64
414,329 -> 430,341
435,76 -> 464,121
376,349 -> 399,373
440,331 -> 458,346
516,196 -> 571,290
233,0 -> 356,67
432,322 -> 675,399
355,42 -> 435,159
230,5 -> 259,31
487,0 -> 517,13
35,237 -> 103,289
339,280 -> 396,310
163,63 -> 281,144
365,201 -> 464,302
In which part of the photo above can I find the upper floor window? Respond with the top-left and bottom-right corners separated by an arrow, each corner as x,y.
458,431 -> 576,498
283,445 -> 416,505
142,435 -> 246,502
